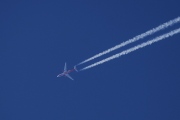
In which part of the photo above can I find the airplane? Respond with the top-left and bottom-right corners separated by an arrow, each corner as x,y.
57,62 -> 78,80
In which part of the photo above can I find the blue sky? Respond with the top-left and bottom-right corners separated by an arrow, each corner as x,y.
1,0 -> 180,120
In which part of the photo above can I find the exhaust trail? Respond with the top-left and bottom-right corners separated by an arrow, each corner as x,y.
77,17 -> 180,66
80,28 -> 180,71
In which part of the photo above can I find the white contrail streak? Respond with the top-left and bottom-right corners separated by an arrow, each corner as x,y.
80,28 -> 180,71
77,17 -> 180,66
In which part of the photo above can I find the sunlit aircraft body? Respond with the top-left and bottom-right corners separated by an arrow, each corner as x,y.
57,63 -> 78,80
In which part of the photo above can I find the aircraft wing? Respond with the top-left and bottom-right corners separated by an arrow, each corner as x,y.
64,62 -> 67,71
65,74 -> 74,80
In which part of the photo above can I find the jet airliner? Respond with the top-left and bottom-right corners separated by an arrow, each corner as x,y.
57,62 -> 78,80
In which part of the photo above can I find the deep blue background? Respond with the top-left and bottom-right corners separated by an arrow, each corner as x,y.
1,0 -> 180,120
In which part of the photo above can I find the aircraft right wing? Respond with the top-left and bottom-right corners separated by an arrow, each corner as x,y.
65,74 -> 74,80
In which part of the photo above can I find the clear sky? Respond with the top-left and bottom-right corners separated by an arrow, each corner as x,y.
1,0 -> 180,120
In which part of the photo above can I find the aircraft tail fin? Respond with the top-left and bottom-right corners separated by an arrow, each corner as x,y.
74,66 -> 78,72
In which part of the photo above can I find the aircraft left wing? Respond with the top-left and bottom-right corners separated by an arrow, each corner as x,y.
64,62 -> 67,71
65,74 -> 74,80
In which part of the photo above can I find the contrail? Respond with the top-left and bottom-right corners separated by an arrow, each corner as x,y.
77,17 -> 180,66
80,28 -> 180,71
